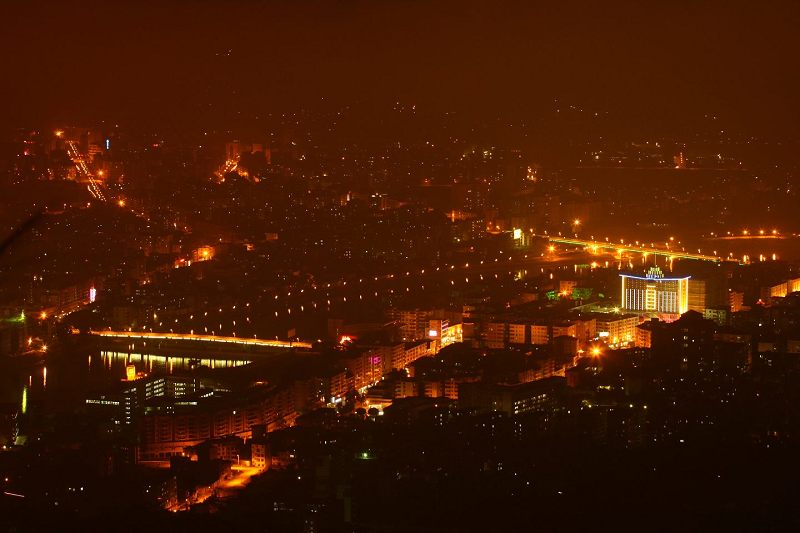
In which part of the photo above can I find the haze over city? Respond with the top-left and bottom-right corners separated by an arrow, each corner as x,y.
2,1 -> 800,531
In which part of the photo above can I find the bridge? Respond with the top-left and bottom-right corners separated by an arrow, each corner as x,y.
541,235 -> 741,264
81,329 -> 313,356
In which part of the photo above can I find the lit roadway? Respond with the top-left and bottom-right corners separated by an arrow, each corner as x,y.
167,465 -> 263,512
540,235 -> 742,264
216,465 -> 262,495
84,329 -> 313,349
134,249 -> 588,339
65,140 -> 106,201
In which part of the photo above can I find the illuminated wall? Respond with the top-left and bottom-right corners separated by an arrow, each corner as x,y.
770,278 -> 800,298
791,278 -> 800,293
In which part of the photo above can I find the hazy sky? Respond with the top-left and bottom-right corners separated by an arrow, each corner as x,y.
3,0 -> 798,135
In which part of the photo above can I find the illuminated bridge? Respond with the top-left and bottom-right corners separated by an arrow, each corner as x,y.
81,330 -> 313,356
541,236 -> 741,264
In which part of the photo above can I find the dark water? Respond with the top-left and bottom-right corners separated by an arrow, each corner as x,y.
1,343 -> 250,442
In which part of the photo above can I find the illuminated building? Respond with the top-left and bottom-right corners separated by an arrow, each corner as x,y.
390,308 -> 434,340
508,323 -> 526,344
389,308 -> 463,343
729,290 -> 744,312
428,319 -> 463,350
530,324 -> 549,345
251,440 -> 269,469
193,246 -> 215,262
139,377 -> 321,460
703,307 -> 729,326
459,377 -> 566,416
517,357 -> 569,383
122,375 -> 215,425
558,280 -> 577,295
484,322 -> 506,349
340,348 -> 385,391
394,380 -> 419,399
686,275 -> 728,314
634,318 -> 668,348
573,318 -> 597,350
596,315 -> 639,345
688,279 -> 708,313
225,140 -> 270,164
620,267 -> 690,315
552,322 -> 577,340
358,340 -> 433,374
484,321 -> 580,349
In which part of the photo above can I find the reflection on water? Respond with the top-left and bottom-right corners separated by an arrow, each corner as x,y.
100,350 -> 251,378
19,385 -> 27,420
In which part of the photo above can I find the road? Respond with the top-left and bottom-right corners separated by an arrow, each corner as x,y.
65,140 -> 106,201
216,465 -> 262,496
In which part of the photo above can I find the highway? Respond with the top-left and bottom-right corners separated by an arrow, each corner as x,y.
134,249 -> 592,339
65,140 -> 106,201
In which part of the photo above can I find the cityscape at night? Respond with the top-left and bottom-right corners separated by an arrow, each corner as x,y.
2,1 -> 800,531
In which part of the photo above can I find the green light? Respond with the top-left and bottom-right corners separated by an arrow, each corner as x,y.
21,386 -> 27,415
572,287 -> 593,300
2,311 -> 25,324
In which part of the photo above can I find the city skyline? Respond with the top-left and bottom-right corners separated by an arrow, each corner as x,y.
2,2 -> 800,530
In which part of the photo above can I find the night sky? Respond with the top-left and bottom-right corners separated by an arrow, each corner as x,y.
3,1 -> 799,135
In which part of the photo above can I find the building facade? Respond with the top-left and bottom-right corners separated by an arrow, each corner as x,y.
621,267 -> 689,315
